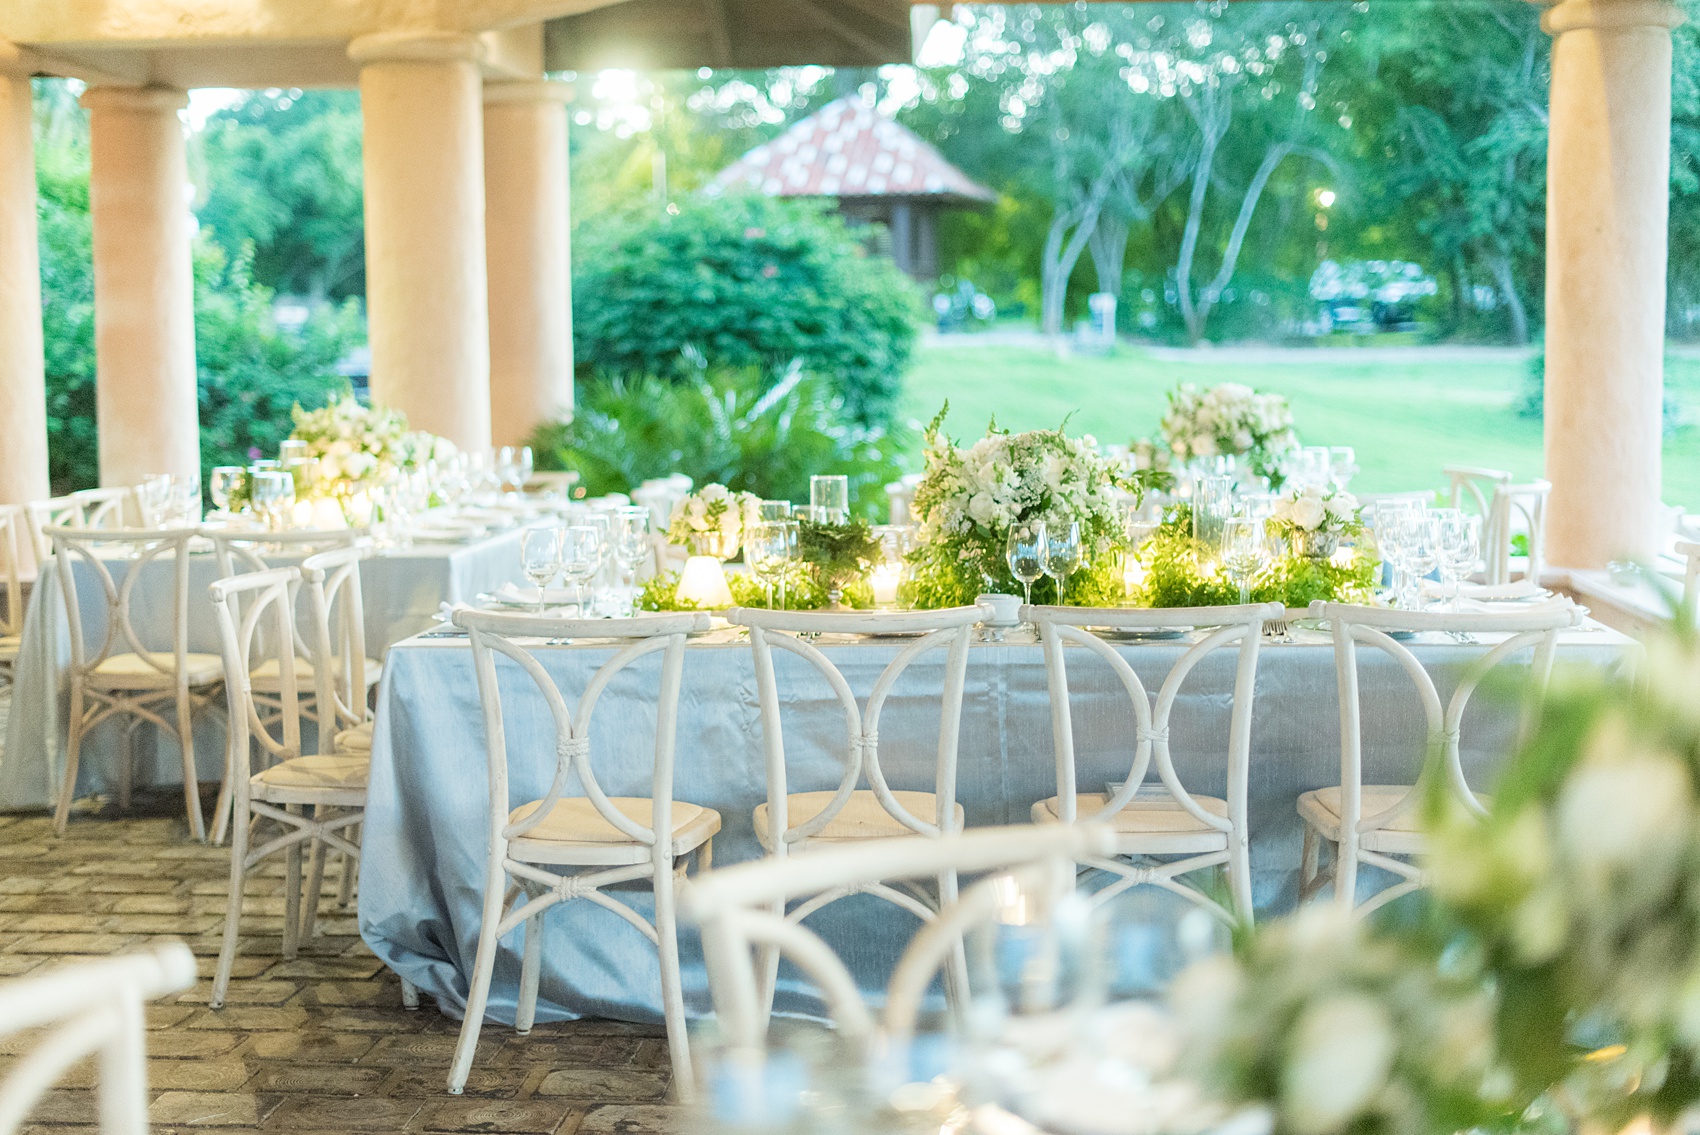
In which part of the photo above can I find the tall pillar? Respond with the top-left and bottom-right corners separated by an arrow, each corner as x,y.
483,79 -> 574,448
0,48 -> 48,507
1543,0 -> 1684,568
81,85 -> 199,488
350,31 -> 492,452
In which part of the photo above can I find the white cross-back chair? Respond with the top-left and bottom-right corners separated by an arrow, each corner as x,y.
0,942 -> 196,1135
726,606 -> 982,1018
1678,540 -> 1700,630
206,567 -> 399,1008
47,526 -> 223,840
0,505 -> 24,685
446,607 -> 720,1100
1445,466 -> 1550,585
684,823 -> 1117,1065
1024,603 -> 1283,928
24,490 -> 131,565
1297,598 -> 1584,914
206,529 -> 369,843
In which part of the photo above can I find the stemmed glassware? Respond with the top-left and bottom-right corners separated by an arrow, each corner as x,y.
613,506 -> 652,615
520,526 -> 563,615
1395,512 -> 1441,610
559,525 -> 603,616
1042,520 -> 1083,604
209,466 -> 243,515
1434,510 -> 1481,610
1220,516 -> 1268,605
250,471 -> 295,531
1328,446 -> 1358,491
746,521 -> 791,610
1006,522 -> 1046,610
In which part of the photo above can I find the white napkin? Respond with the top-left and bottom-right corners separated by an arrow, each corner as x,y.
491,581 -> 579,606
1420,578 -> 1546,601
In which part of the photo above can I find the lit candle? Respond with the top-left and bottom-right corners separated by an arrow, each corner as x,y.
677,555 -> 735,609
871,565 -> 902,608
1122,558 -> 1146,599
290,500 -> 314,529
312,497 -> 347,530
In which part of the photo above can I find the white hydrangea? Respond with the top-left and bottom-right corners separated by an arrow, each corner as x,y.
1161,382 -> 1298,478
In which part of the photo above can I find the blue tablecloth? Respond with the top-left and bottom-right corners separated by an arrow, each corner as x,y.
0,532 -> 526,811
357,623 -> 1634,1027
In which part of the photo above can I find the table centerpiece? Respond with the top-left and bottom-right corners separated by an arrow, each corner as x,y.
1157,382 -> 1298,489
905,404 -> 1168,608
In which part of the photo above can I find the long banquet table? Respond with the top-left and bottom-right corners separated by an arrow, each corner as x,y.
359,618 -> 1636,1028
0,531 -> 526,811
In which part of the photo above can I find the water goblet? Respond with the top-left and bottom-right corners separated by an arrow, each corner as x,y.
209,466 -> 243,514
613,506 -> 652,614
1042,520 -> 1084,605
1006,522 -> 1047,611
1220,516 -> 1268,606
559,524 -> 604,616
1328,446 -> 1358,491
1396,512 -> 1442,608
1435,510 -> 1481,610
747,521 -> 789,610
520,525 -> 563,614
514,446 -> 535,494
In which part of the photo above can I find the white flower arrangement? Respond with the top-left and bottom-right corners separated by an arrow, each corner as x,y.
1131,437 -> 1174,474
665,483 -> 761,558
289,393 -> 455,492
1270,484 -> 1361,536
1160,382 -> 1298,486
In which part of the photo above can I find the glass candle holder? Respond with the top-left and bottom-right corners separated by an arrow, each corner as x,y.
809,475 -> 850,525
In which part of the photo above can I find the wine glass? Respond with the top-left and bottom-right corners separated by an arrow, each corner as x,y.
209,466 -> 243,514
1006,522 -> 1047,610
1220,516 -> 1267,605
1328,446 -> 1358,491
520,525 -> 563,614
1435,510 -> 1480,610
747,521 -> 788,610
613,506 -> 652,614
1042,521 -> 1083,605
250,471 -> 294,531
559,524 -> 604,616
495,447 -> 519,494
511,446 -> 535,494
1396,512 -> 1441,609
138,473 -> 172,526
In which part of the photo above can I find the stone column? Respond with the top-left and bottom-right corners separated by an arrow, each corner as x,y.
81,85 -> 200,488
0,47 -> 48,507
1543,0 -> 1684,568
483,79 -> 574,447
350,31 -> 492,452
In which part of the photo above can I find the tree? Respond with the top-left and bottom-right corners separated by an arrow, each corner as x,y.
193,89 -> 366,301
571,193 -> 919,427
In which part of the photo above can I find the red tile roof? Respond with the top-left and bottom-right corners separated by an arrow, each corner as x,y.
710,96 -> 997,205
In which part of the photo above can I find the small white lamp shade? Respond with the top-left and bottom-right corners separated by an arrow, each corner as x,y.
677,555 -> 734,609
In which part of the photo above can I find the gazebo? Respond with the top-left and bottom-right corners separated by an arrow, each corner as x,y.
0,0 -> 1683,571
711,95 -> 997,280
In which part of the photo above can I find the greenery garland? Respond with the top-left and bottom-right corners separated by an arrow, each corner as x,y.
637,563 -> 872,612
1135,505 -> 1378,609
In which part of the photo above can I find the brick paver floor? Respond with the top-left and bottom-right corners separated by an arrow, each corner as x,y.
0,792 -> 685,1135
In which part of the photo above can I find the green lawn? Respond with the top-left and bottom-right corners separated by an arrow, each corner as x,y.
902,343 -> 1700,510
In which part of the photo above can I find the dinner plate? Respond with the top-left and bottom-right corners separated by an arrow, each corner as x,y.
1091,627 -> 1192,642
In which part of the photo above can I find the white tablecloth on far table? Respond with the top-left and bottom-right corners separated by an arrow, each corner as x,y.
0,532 -> 526,811
356,621 -> 1635,1029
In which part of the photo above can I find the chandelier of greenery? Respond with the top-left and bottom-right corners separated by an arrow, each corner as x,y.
904,404 -> 1170,609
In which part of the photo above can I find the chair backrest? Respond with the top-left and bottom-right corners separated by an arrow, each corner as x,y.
300,546 -> 374,735
450,607 -> 711,874
209,568 -> 312,797
0,505 -> 23,639
26,496 -> 88,565
1309,597 -> 1583,836
46,527 -> 200,686
683,823 -> 1117,1058
72,487 -> 136,530
726,606 -> 982,849
210,528 -> 359,578
1679,540 -> 1700,630
1444,465 -> 1510,521
1492,479 -> 1551,585
0,941 -> 196,1135
1024,602 -> 1281,915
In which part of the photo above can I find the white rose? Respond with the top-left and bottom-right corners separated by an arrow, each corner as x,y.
967,492 -> 999,526
1291,496 -> 1327,531
1325,496 -> 1355,523
1281,994 -> 1397,1135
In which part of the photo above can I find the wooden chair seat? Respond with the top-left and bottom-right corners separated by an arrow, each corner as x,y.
754,789 -> 963,848
508,797 -> 722,865
251,753 -> 370,808
90,650 -> 223,689
249,654 -> 381,690
1031,792 -> 1230,854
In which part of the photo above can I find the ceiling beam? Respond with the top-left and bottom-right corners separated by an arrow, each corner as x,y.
786,0 -> 890,59
700,0 -> 732,67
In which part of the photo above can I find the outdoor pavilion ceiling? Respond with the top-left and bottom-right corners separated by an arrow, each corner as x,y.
0,0 -> 1280,86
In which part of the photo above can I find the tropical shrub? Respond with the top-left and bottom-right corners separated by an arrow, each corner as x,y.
571,194 -> 921,427
529,364 -> 909,518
